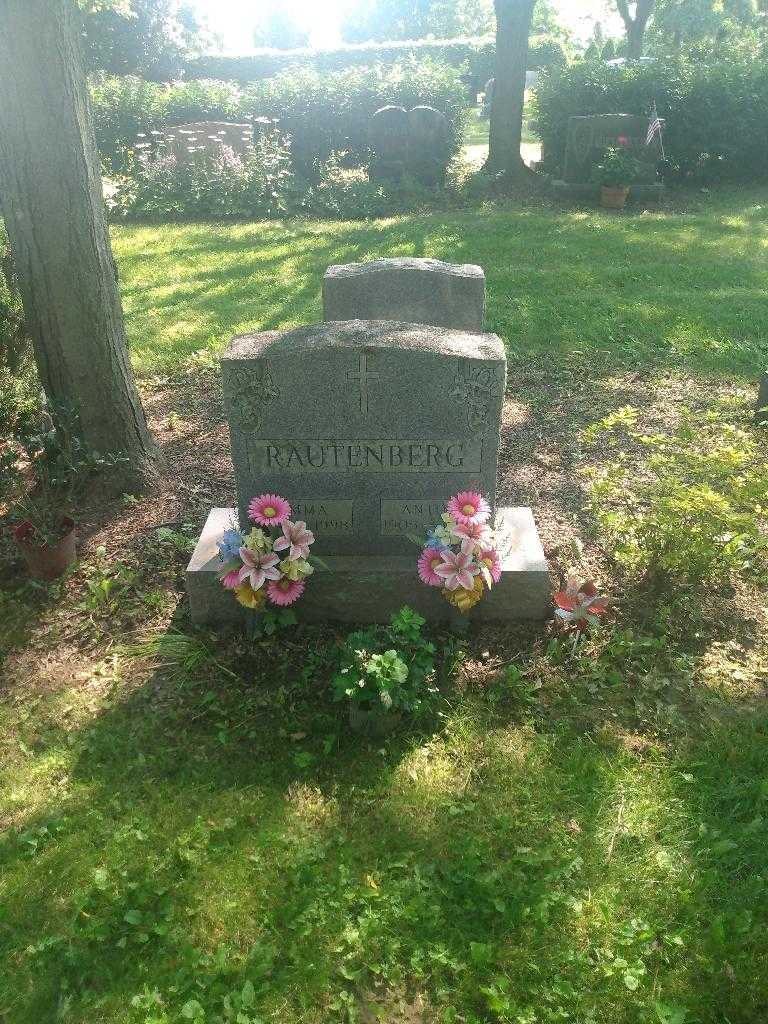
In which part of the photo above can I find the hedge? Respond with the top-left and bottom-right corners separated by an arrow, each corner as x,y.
534,56 -> 768,182
183,35 -> 568,94
90,60 -> 468,174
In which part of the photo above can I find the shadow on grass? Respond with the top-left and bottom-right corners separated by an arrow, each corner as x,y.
2,600 -> 768,1023
113,194 -> 768,380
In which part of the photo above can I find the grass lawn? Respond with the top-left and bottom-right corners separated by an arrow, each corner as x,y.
2,187 -> 768,1024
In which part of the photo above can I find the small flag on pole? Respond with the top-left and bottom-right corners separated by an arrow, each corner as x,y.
646,102 -> 664,157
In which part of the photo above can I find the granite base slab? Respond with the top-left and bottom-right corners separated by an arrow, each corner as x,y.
186,507 -> 552,626
552,180 -> 665,203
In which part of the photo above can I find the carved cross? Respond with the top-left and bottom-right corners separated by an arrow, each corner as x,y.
346,352 -> 382,415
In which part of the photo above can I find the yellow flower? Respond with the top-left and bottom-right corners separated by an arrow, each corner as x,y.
244,528 -> 270,553
280,557 -> 314,580
443,574 -> 484,613
234,582 -> 267,610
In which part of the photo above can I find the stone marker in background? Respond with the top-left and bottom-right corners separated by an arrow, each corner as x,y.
187,310 -> 550,623
407,106 -> 450,187
369,105 -> 410,184
552,113 -> 665,204
323,258 -> 485,333
369,105 -> 452,187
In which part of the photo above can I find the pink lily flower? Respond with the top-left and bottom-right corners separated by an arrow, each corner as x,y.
453,520 -> 494,549
237,546 -> 281,591
434,540 -> 481,591
273,520 -> 315,561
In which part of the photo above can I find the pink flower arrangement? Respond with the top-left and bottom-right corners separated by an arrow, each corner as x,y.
418,547 -> 445,587
447,490 -> 491,526
416,491 -> 501,614
248,493 -> 291,527
216,494 -> 317,613
273,519 -> 315,561
433,540 -> 481,591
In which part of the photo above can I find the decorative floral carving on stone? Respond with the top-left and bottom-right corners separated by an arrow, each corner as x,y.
450,360 -> 504,433
227,363 -> 279,430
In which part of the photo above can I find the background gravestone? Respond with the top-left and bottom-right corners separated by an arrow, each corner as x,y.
369,105 -> 410,183
369,105 -> 451,186
407,106 -> 450,186
323,258 -> 485,333
563,113 -> 663,184
220,319 -> 505,557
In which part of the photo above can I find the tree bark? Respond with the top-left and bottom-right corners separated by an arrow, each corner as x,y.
616,0 -> 656,59
487,0 -> 536,176
0,0 -> 157,482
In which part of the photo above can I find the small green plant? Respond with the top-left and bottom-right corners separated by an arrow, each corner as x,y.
331,606 -> 437,714
4,402 -> 127,544
592,144 -> 645,188
583,402 -> 768,583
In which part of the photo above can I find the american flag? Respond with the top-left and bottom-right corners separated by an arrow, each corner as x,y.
646,103 -> 663,146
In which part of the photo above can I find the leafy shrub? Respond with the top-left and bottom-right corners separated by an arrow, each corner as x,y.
534,55 -> 768,182
331,606 -> 437,714
90,60 -> 468,174
591,145 -> 644,187
109,130 -> 293,220
183,35 -> 568,91
582,403 -> 768,584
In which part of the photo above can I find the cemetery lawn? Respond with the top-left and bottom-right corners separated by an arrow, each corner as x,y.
2,187 -> 768,1024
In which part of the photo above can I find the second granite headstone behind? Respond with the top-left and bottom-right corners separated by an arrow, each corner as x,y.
323,258 -> 485,333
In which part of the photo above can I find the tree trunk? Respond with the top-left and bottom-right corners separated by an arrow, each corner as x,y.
487,0 -> 536,176
616,0 -> 655,60
0,0 -> 157,483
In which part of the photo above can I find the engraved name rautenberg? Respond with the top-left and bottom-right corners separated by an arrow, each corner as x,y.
246,439 -> 483,473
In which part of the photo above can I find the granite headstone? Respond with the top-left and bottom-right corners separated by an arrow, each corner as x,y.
369,105 -> 410,183
220,319 -> 505,557
563,113 -> 662,185
323,258 -> 485,333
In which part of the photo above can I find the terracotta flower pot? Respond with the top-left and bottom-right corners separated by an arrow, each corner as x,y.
600,185 -> 630,210
13,517 -> 77,580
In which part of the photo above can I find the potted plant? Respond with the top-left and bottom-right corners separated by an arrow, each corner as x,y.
331,607 -> 437,735
592,144 -> 643,210
4,404 -> 123,580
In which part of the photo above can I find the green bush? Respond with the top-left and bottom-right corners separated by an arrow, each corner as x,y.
582,403 -> 768,584
331,606 -> 437,715
534,55 -> 768,182
183,35 -> 567,92
109,128 -> 293,220
90,59 -> 467,174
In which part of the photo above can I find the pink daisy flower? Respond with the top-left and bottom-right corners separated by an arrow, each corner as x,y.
479,548 -> 502,584
434,540 -> 482,591
220,569 -> 241,590
237,547 -> 281,591
248,493 -> 291,527
447,491 -> 491,526
267,577 -> 305,606
453,520 -> 494,548
273,520 -> 314,561
418,547 -> 445,587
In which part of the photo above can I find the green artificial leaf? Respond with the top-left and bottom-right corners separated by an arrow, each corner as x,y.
241,980 -> 256,1007
181,999 -> 205,1019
